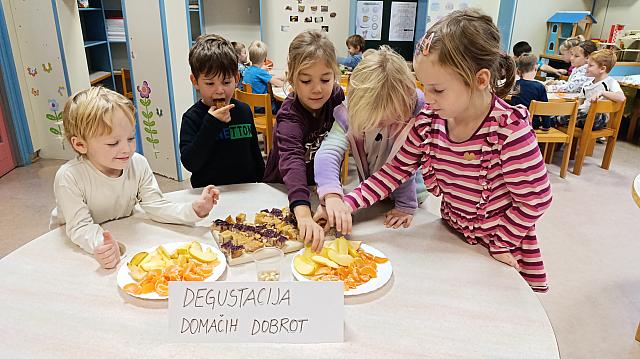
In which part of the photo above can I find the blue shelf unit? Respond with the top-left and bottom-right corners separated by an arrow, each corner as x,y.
78,0 -> 116,89
187,0 -> 204,45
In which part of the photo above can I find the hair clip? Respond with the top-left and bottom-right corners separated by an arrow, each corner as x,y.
415,32 -> 435,57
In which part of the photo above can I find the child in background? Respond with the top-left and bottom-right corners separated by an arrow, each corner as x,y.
512,41 -> 532,58
337,34 -> 365,70
314,46 -> 426,236
511,53 -> 551,130
557,49 -> 625,130
231,41 -> 250,89
263,29 -> 345,251
180,34 -> 264,187
328,9 -> 553,292
51,87 -> 219,269
243,40 -> 285,95
546,40 -> 596,93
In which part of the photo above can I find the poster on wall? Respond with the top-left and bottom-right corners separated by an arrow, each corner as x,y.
426,1 -> 470,29
389,2 -> 417,41
356,1 -> 383,40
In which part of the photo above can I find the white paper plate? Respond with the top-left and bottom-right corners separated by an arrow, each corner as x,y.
117,242 -> 227,300
291,243 -> 392,296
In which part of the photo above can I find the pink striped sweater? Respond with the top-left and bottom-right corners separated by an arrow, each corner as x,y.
344,96 -> 553,292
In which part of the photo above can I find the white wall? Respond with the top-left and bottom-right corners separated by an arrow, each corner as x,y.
261,1 -> 351,73
203,0 -> 261,49
510,0 -> 592,56
592,0 -> 640,41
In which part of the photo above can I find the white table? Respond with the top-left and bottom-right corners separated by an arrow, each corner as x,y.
0,184 -> 559,358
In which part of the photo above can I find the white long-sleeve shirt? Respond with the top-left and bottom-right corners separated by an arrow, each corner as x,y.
50,153 -> 200,253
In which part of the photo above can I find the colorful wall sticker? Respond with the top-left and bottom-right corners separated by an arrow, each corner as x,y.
137,80 -> 160,158
42,62 -> 52,73
46,99 -> 65,149
27,67 -> 38,77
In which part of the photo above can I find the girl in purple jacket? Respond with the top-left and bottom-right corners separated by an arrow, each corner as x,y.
313,46 -> 427,236
263,30 -> 345,251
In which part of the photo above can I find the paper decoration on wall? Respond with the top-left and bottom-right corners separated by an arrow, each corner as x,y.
42,62 -> 52,73
290,16 -> 299,22
156,108 -> 163,117
285,5 -> 292,11
389,2 -> 417,41
445,1 -> 454,10
322,26 -> 329,32
310,6 -> 317,12
304,17 -> 312,23
27,67 -> 38,77
356,1 -> 383,40
330,12 -> 336,18
426,0 -> 472,30
321,6 -> 328,12
137,81 -> 160,158
58,85 -> 66,96
298,5 -> 304,12
315,16 -> 323,23
281,25 -> 291,32
46,99 -> 65,150
31,88 -> 39,96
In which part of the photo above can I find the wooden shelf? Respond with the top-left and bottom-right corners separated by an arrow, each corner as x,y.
89,71 -> 112,85
84,40 -> 107,48
108,39 -> 126,43
79,8 -> 102,11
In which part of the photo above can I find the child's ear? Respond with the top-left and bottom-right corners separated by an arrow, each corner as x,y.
190,74 -> 198,87
70,136 -> 88,154
475,69 -> 491,90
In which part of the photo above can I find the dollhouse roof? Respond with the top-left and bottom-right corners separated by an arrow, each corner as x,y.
547,11 -> 596,24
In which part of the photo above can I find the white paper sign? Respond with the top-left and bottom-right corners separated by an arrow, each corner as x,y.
389,2 -> 417,41
356,1 -> 384,40
168,281 -> 344,343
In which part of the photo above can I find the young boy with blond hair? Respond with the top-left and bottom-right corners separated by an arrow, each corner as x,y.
180,34 -> 265,187
557,49 -> 625,130
51,87 -> 219,269
242,40 -> 285,95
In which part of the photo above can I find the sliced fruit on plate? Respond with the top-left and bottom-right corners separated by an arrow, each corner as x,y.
189,242 -> 218,263
157,245 -> 171,261
293,255 -> 317,275
140,257 -> 165,271
311,255 -> 340,268
327,248 -> 354,266
129,251 -> 148,266
127,262 -> 147,281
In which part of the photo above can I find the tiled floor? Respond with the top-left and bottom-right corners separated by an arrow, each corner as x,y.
1,142 -> 640,358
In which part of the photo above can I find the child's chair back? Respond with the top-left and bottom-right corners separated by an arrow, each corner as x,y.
242,82 -> 253,93
120,68 -> 133,99
234,88 -> 274,155
566,99 -> 626,175
528,100 -> 579,178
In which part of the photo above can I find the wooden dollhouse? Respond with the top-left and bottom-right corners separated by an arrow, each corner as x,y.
545,11 -> 596,55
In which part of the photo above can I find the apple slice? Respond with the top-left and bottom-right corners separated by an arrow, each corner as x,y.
129,251 -> 148,266
156,245 -> 171,261
140,258 -> 164,271
189,245 -> 218,263
336,236 -> 349,255
294,255 -> 317,275
311,255 -> 339,269
328,249 -> 354,267
127,262 -> 147,281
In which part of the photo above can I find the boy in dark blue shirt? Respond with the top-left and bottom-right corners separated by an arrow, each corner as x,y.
180,34 -> 265,187
510,53 -> 551,130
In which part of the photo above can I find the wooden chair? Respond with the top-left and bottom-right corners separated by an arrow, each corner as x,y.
242,82 -> 252,93
416,79 -> 425,92
234,88 -> 274,155
341,147 -> 350,185
558,99 -> 626,176
339,74 -> 350,95
528,100 -> 579,178
120,68 -> 133,99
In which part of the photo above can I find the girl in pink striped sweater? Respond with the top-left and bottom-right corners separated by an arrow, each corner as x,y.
324,9 -> 553,292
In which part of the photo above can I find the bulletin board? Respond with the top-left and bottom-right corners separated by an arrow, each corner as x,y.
425,0 -> 500,30
355,0 -> 419,61
6,0 -> 75,160
261,1 -> 351,73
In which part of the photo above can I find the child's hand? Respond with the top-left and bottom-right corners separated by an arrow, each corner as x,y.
384,208 -> 413,229
321,194 -> 353,235
208,104 -> 235,123
589,91 -> 604,103
192,185 -> 220,218
94,231 -> 121,269
556,69 -> 568,75
294,206 -> 324,252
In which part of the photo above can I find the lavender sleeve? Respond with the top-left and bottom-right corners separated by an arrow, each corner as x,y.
314,113 -> 349,200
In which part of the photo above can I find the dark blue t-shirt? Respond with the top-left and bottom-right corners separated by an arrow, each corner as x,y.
510,79 -> 548,108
